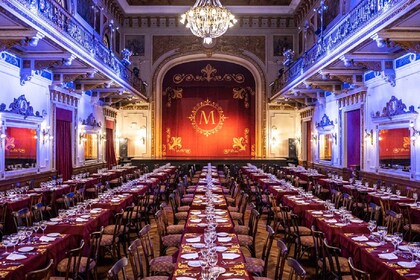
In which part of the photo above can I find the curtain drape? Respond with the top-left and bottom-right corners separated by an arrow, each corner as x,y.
105,128 -> 117,168
56,119 -> 72,180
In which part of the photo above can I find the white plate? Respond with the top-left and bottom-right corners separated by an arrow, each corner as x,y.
80,215 -> 90,219
215,246 -> 228,252
50,218 -> 62,222
399,245 -> 410,251
350,219 -> 363,224
217,232 -> 229,237
47,233 -> 61,237
92,208 -> 102,211
191,243 -> 205,248
18,246 -> 34,252
187,260 -> 202,267
366,242 -> 381,247
210,267 -> 226,274
397,261 -> 416,268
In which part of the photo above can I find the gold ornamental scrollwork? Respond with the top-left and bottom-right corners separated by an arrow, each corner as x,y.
163,87 -> 183,108
188,99 -> 227,137
224,128 -> 249,155
232,86 -> 255,108
173,64 -> 245,84
164,128 -> 191,155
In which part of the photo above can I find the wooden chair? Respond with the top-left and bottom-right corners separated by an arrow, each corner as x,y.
287,257 -> 308,280
252,239 -> 289,280
384,210 -> 402,234
323,239 -> 351,280
237,206 -> 260,257
80,227 -> 103,280
100,211 -> 123,260
154,210 -> 182,255
51,240 -> 85,280
107,257 -> 128,280
400,204 -> 420,241
128,238 -> 169,280
230,192 -> 250,225
12,207 -> 32,229
0,203 -> 6,238
311,226 -> 326,278
25,259 -> 54,280
159,203 -> 185,234
138,224 -> 174,276
348,257 -> 371,280
168,193 -> 187,224
244,225 -> 275,276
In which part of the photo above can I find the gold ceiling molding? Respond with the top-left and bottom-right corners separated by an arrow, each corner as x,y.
173,64 -> 245,84
337,90 -> 366,109
103,107 -> 118,119
152,35 -> 266,64
119,103 -> 149,110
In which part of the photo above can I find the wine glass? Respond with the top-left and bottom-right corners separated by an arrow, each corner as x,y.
9,235 -> 18,253
2,235 -> 10,255
396,189 -> 401,197
413,193 -> 418,204
367,221 -> 376,239
392,232 -> 403,253
40,221 -> 47,236
26,227 -> 33,244
377,226 -> 387,245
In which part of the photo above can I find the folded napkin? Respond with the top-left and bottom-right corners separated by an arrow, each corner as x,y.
190,219 -> 202,223
352,236 -> 369,241
218,237 -> 232,243
46,222 -> 58,226
176,277 -> 196,280
39,236 -> 56,242
187,260 -> 202,267
366,242 -> 381,247
6,253 -> 27,260
75,218 -> 88,222
312,211 -> 323,215
335,223 -> 347,227
378,253 -> 398,260
181,253 -> 198,259
325,219 -> 338,223
350,219 -> 363,224
216,219 -> 228,223
186,237 -> 201,243
222,253 -> 241,260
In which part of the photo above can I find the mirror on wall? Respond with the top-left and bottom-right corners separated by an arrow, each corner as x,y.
319,134 -> 332,161
379,128 -> 410,172
84,133 -> 98,161
4,127 -> 37,171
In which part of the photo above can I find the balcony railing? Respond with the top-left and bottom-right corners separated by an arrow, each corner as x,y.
8,0 -> 144,95
271,0 -> 406,96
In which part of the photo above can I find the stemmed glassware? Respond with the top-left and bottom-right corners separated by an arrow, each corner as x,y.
413,193 -> 418,204
40,221 -> 47,236
2,235 -> 10,255
377,226 -> 387,245
367,220 -> 377,239
391,232 -> 403,253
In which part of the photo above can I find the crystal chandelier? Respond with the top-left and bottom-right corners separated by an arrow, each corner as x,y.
180,0 -> 237,45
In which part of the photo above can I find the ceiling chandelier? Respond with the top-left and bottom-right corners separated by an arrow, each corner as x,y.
180,0 -> 237,45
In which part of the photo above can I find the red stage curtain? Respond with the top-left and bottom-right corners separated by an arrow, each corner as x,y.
56,119 -> 72,180
105,128 -> 117,168
162,61 -> 255,158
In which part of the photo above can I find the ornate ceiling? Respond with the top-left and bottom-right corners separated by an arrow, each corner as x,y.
126,0 -> 292,5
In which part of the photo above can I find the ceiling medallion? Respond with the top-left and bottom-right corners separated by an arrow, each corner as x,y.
188,99 -> 227,137
180,0 -> 237,45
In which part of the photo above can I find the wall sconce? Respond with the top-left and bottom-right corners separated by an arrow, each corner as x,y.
311,133 -> 317,142
364,129 -> 373,145
294,137 -> 301,144
79,130 -> 87,144
270,125 -> 279,146
330,132 -> 337,144
137,125 -> 146,145
411,123 -> 420,141
41,127 -> 53,144
99,132 -> 107,142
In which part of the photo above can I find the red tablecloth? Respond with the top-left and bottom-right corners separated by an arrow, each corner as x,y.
282,195 -> 326,216
0,233 -> 77,280
304,210 -> 369,245
339,233 -> 417,280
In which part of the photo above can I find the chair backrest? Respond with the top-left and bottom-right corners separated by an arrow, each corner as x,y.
248,206 -> 260,243
0,203 -> 7,230
287,257 -> 308,280
274,239 -> 289,280
155,210 -> 168,237
348,257 -> 370,280
32,202 -> 44,223
29,194 -> 43,210
128,238 -> 146,279
84,227 -> 103,274
311,226 -> 325,271
342,193 -> 353,211
238,192 -> 249,214
107,257 -> 128,280
260,225 -> 275,276
111,211 -> 124,240
138,224 -> 155,276
323,239 -> 343,279
385,210 -> 402,234
25,259 -> 54,280
63,240 -> 85,280
13,207 -> 31,228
